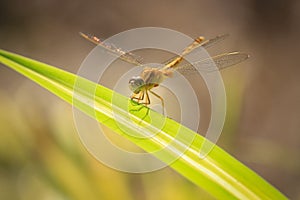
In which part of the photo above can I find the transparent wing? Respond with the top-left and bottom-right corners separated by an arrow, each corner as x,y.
80,32 -> 143,65
175,52 -> 249,74
182,33 -> 229,54
163,34 -> 229,70
201,34 -> 229,48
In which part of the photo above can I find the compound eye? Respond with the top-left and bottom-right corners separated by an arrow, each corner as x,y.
128,76 -> 145,94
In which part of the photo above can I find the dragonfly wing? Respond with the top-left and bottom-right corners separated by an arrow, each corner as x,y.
80,32 -> 143,65
201,34 -> 229,49
176,52 -> 249,74
162,34 -> 230,70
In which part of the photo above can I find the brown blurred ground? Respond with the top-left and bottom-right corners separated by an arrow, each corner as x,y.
0,0 -> 299,199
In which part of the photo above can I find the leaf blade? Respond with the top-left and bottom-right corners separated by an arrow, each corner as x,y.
0,49 -> 287,200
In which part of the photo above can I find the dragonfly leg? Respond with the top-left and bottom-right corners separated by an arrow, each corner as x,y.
145,90 -> 150,105
130,91 -> 150,106
129,91 -> 150,122
149,90 -> 165,115
131,91 -> 144,102
139,91 -> 145,103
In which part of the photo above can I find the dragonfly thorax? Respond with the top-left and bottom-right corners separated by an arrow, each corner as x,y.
141,67 -> 168,86
128,67 -> 167,94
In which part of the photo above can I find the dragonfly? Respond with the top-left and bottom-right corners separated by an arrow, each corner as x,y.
80,32 -> 249,114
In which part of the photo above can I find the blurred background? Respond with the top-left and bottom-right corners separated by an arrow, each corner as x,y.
0,0 -> 299,199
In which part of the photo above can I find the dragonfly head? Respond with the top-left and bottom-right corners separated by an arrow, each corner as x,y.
129,76 -> 145,94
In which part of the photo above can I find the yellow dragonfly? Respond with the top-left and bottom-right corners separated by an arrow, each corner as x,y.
80,32 -> 249,114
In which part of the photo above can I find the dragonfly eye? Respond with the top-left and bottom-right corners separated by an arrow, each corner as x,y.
128,76 -> 145,94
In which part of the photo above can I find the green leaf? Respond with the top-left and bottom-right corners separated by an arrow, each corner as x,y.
0,49 -> 287,199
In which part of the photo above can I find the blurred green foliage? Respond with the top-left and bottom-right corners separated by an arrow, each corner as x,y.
0,85 -> 213,200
